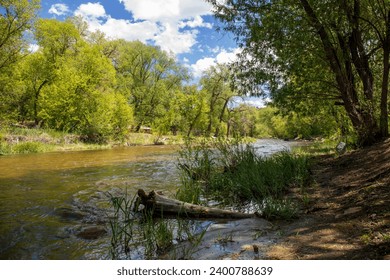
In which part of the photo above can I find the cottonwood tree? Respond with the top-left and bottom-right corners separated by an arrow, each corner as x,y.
208,0 -> 390,146
200,64 -> 236,137
0,0 -> 39,69
114,40 -> 188,131
25,19 -> 133,141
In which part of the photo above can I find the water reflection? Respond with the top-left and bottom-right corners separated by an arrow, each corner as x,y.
0,145 -> 179,259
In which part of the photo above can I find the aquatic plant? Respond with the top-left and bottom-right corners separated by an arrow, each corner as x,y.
176,139 -> 311,218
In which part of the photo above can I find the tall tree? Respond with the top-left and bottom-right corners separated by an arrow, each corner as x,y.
208,0 -> 390,146
0,0 -> 40,70
30,19 -> 132,141
200,64 -> 236,137
114,40 -> 188,131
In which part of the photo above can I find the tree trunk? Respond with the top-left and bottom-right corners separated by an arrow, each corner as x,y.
33,80 -> 48,126
380,11 -> 390,138
299,0 -> 380,146
136,189 -> 259,219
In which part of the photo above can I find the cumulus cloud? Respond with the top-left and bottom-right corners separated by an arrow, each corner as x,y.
155,23 -> 198,54
99,18 -> 159,43
72,1 -> 214,55
191,48 -> 241,78
73,3 -> 159,43
179,16 -> 213,29
75,2 -> 107,19
28,44 -> 39,53
48,3 -> 70,16
117,0 -> 213,54
119,0 -> 212,21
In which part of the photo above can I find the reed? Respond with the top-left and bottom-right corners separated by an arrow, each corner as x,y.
176,139 -> 311,218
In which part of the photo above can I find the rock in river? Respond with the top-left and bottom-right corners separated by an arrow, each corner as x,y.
54,207 -> 87,221
76,226 -> 107,240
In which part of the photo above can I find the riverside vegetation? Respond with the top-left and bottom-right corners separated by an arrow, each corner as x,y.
107,138 -> 312,259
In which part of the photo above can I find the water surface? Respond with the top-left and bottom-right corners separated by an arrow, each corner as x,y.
0,139 -> 292,259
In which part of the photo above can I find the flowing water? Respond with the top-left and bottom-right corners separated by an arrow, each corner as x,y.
0,139 -> 292,260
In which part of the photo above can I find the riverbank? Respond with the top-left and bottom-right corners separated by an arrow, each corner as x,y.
0,126 -> 261,156
266,138 -> 390,259
170,138 -> 390,260
0,126 -> 183,155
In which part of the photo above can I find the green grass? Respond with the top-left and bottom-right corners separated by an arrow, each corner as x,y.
260,197 -> 299,220
176,139 -> 311,219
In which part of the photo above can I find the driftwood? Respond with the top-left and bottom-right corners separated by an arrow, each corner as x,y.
136,189 -> 259,219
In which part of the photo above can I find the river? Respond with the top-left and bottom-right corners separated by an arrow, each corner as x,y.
0,139 -> 292,260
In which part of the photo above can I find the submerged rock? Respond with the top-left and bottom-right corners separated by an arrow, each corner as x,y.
76,226 -> 107,240
54,207 -> 87,220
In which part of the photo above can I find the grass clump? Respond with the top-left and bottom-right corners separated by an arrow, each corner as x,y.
176,139 -> 311,219
12,142 -> 53,154
0,141 -> 54,155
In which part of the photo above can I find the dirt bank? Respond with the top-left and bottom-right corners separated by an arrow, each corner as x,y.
267,138 -> 390,260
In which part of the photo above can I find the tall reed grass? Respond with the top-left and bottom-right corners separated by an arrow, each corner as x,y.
176,139 -> 311,219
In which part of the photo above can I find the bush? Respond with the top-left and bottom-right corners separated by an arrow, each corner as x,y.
12,142 -> 49,154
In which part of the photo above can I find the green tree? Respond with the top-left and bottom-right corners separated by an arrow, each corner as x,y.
114,40 -> 188,131
0,0 -> 39,70
32,19 -> 132,141
208,0 -> 390,146
200,64 -> 236,137
34,18 -> 81,64
175,85 -> 208,137
0,64 -> 25,122
0,0 -> 40,122
228,104 -> 259,138
18,51 -> 54,124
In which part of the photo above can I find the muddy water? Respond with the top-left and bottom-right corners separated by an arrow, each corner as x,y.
0,139 -> 292,260
0,145 -> 180,259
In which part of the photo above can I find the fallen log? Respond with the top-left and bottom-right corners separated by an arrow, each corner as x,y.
136,189 -> 260,219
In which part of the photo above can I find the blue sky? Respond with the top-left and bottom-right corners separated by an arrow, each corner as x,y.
38,0 -> 239,79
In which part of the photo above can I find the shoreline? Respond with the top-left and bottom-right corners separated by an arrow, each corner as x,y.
0,127 -> 185,156
0,126 -> 269,156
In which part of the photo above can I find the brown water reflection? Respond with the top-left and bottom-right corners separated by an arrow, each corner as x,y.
0,145 -> 179,259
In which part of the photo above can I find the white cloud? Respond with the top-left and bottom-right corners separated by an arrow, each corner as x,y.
191,57 -> 216,78
120,0 -> 180,21
117,0 -> 213,54
231,96 -> 268,108
74,2 -> 107,19
119,0 -> 212,21
216,49 -> 240,64
73,3 -> 159,43
179,16 -> 213,29
191,48 -> 241,78
48,3 -> 70,16
155,23 -> 198,54
100,18 -> 159,42
72,1 -> 214,55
